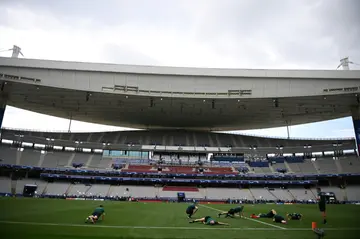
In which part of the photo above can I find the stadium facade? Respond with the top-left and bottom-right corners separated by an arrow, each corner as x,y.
0,57 -> 360,203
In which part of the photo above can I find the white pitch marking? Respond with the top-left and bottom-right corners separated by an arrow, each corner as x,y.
0,221 -> 359,231
199,204 -> 287,230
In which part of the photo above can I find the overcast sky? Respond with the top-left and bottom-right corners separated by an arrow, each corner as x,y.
0,0 -> 359,138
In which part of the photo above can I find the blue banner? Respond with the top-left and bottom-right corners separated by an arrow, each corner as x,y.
39,173 -> 318,185
1,164 -> 360,179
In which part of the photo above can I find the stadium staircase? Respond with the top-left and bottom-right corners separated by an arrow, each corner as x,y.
343,188 -> 348,201
106,185 -> 114,197
16,150 -> 22,165
248,189 -> 256,200
268,164 -> 276,173
309,188 -> 318,199
113,133 -> 121,145
311,160 -> 321,174
86,133 -> 92,142
230,135 -> 238,147
37,154 -> 46,167
42,182 -> 49,195
185,134 -> 190,145
287,189 -> 296,200
284,161 -> 293,173
335,160 -> 343,173
192,133 -> 197,146
207,134 -> 215,147
214,134 -> 221,147
97,132 -> 105,144
10,180 -> 16,195
85,185 -> 92,195
65,153 -> 76,167
65,184 -> 74,196
85,154 -> 95,168
268,189 -> 279,200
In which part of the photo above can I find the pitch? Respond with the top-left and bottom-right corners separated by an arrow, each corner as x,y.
0,198 -> 359,239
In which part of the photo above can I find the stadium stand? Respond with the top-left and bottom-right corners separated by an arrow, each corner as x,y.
0,177 -> 11,194
1,127 -> 360,204
108,185 -> 157,198
205,188 -> 253,200
346,186 -> 360,201
0,145 -> 18,165
288,188 -> 315,201
44,182 -> 70,196
85,184 -> 110,197
339,156 -> 360,173
249,188 -> 277,201
1,128 -> 353,150
315,158 -> 339,174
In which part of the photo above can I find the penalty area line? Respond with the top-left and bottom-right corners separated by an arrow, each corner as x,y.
0,221 -> 359,231
199,204 -> 286,230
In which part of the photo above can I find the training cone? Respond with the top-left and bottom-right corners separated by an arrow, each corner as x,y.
312,222 -> 317,230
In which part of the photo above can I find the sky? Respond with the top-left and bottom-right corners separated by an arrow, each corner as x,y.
0,0 -> 359,139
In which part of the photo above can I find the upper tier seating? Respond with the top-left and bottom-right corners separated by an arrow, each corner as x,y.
2,128 -> 353,149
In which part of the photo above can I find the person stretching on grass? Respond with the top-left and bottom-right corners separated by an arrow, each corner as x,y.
186,203 -> 199,218
85,205 -> 105,224
250,209 -> 287,224
273,214 -> 287,224
189,216 -> 230,226
251,209 -> 277,219
218,205 -> 244,218
287,213 -> 303,220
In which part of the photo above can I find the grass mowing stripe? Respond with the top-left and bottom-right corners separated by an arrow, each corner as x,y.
199,204 -> 287,230
0,221 -> 360,231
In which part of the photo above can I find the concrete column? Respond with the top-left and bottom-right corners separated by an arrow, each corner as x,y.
351,106 -> 360,156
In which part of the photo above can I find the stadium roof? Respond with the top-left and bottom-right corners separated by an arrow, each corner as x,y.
1,57 -> 360,130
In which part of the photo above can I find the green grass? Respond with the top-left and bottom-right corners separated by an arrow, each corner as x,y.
0,198 -> 359,239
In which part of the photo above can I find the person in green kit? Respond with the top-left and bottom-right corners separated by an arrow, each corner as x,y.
85,205 -> 105,224
185,203 -> 198,218
287,213 -> 303,220
218,205 -> 244,218
189,216 -> 229,226
317,188 -> 327,224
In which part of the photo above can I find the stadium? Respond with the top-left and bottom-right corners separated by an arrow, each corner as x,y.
1,55 -> 360,239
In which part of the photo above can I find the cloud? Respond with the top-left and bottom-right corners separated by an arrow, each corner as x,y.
101,43 -> 159,65
1,0 -> 359,69
0,0 -> 358,136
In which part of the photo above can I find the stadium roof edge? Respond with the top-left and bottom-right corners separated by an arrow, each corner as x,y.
1,57 -> 360,79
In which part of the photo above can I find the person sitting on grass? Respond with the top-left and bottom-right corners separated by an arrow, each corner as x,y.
85,205 -> 105,224
189,216 -> 229,226
218,205 -> 244,218
251,209 -> 276,218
